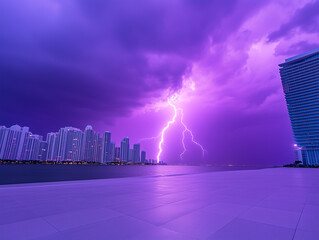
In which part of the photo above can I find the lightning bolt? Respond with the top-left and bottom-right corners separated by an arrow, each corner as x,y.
156,94 -> 206,163
139,135 -> 161,142
156,96 -> 179,163
180,108 -> 206,159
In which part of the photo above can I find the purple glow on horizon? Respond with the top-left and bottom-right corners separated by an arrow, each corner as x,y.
1,0 -> 319,165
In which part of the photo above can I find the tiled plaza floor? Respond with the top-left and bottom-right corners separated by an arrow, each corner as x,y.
1,168 -> 319,240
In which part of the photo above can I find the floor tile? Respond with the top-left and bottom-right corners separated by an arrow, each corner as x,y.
293,229 -> 319,240
163,208 -> 234,239
239,207 -> 300,229
0,218 -> 57,240
208,218 -> 294,240
44,207 -> 122,231
1,168 -> 319,240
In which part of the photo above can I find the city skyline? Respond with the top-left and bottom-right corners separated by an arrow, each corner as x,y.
0,124 -> 151,164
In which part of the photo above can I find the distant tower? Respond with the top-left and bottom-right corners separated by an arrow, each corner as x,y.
0,125 -> 29,160
66,127 -> 84,161
20,134 -> 43,161
115,147 -> 120,162
101,131 -> 111,163
46,132 -> 58,161
279,48 -> 319,165
0,126 -> 9,159
83,125 -> 99,162
109,142 -> 115,162
38,141 -> 48,161
120,137 -> 129,162
129,149 -> 134,162
141,151 -> 146,163
54,127 -> 83,161
133,143 -> 140,163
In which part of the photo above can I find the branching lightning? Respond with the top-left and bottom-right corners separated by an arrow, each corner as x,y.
156,96 -> 179,163
139,135 -> 161,142
180,108 -> 206,159
141,80 -> 206,163
156,93 -> 206,163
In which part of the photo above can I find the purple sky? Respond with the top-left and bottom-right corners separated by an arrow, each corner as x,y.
1,0 -> 319,166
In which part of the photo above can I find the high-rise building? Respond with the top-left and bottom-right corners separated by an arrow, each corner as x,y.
101,131 -> 111,163
0,126 -> 9,158
83,125 -> 99,162
55,128 -> 68,161
141,150 -> 146,163
53,127 -> 83,161
97,136 -> 102,163
16,126 -> 30,160
0,125 -> 29,160
120,137 -> 129,162
46,132 -> 57,161
115,147 -> 120,162
129,149 -> 134,162
38,141 -> 48,161
279,48 -> 319,165
64,127 -> 84,161
133,143 -> 140,163
109,142 -> 115,162
20,134 -> 42,161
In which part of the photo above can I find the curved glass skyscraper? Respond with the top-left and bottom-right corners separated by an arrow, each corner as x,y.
279,48 -> 319,165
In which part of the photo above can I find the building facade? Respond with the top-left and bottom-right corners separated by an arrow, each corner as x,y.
46,132 -> 57,161
38,141 -> 48,161
20,134 -> 42,161
279,48 -> 319,165
83,125 -> 100,162
120,137 -> 129,162
133,143 -> 140,163
141,150 -> 146,163
101,131 -> 111,163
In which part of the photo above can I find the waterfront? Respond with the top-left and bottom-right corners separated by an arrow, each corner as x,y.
0,164 -> 264,185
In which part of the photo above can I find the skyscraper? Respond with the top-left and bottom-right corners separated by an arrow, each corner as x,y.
0,126 -> 9,158
0,125 -> 29,160
115,147 -> 120,162
52,127 -> 83,162
97,136 -> 102,163
64,127 -> 84,161
38,141 -> 48,161
55,127 -> 68,161
83,125 -> 99,162
120,137 -> 129,162
129,149 -> 134,162
101,131 -> 111,163
133,143 -> 140,163
46,132 -> 57,161
109,142 -> 115,162
279,48 -> 319,165
141,150 -> 146,163
20,134 -> 42,161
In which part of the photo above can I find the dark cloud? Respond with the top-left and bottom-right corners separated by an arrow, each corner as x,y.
268,0 -> 319,42
275,40 -> 319,56
0,0 -> 266,135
